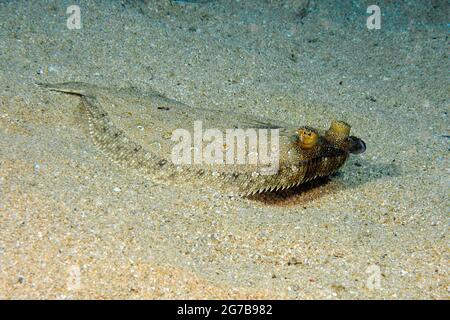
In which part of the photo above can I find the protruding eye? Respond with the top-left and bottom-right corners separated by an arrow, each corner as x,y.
326,120 -> 351,142
297,128 -> 318,150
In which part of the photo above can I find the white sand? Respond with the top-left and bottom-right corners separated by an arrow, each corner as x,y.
0,0 -> 448,299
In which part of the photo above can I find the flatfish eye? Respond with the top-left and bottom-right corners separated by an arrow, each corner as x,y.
297,127 -> 318,150
325,120 -> 351,142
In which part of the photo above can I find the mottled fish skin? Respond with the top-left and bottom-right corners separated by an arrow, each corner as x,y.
38,82 -> 365,196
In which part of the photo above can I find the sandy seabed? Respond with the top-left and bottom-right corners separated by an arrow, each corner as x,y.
0,0 -> 448,299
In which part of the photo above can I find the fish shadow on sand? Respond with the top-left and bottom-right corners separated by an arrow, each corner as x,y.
248,157 -> 401,207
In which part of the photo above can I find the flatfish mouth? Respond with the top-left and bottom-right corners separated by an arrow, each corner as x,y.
38,82 -> 366,196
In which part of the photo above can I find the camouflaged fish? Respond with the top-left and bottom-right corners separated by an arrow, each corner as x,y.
38,82 -> 366,196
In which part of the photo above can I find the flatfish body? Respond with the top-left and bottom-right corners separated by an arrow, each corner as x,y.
39,82 -> 366,195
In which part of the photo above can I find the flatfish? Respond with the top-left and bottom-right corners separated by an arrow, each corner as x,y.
39,82 -> 366,195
